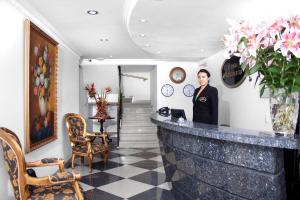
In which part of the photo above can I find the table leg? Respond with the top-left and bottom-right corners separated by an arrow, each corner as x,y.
98,119 -> 111,144
99,119 -> 104,133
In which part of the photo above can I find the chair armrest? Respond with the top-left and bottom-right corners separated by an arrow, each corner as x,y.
25,171 -> 80,186
26,158 -> 65,172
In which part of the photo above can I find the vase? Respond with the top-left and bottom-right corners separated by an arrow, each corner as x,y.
269,89 -> 299,135
38,96 -> 47,117
94,104 -> 108,119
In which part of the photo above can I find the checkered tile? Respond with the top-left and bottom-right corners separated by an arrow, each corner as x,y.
67,148 -> 175,199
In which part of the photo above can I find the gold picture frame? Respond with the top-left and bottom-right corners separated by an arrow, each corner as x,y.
25,19 -> 58,153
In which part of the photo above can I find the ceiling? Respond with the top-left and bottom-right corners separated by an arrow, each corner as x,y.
17,0 -> 300,61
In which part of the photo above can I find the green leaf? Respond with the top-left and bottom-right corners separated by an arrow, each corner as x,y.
260,85 -> 266,97
249,64 -> 260,75
292,85 -> 300,93
295,75 -> 300,84
267,66 -> 281,74
241,63 -> 248,71
285,63 -> 297,71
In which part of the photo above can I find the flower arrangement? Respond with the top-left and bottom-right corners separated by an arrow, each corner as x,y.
32,44 -> 52,132
85,83 -> 96,97
224,16 -> 300,96
85,83 -> 112,118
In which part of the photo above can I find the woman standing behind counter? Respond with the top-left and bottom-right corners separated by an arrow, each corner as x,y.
193,69 -> 218,125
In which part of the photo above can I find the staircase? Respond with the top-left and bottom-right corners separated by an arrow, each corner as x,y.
119,100 -> 159,148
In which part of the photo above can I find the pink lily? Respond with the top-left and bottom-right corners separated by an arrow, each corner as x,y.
274,31 -> 300,58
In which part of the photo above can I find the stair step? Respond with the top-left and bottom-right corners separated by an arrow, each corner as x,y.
122,114 -> 151,120
120,134 -> 158,141
119,100 -> 157,148
121,123 -> 156,129
123,107 -> 153,114
120,127 -> 157,134
121,122 -> 156,128
122,117 -> 151,122
119,141 -> 159,148
123,104 -> 152,108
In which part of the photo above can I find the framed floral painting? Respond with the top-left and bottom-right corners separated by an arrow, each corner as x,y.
24,19 -> 58,153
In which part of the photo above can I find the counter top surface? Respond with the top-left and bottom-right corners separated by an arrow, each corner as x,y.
151,114 -> 300,149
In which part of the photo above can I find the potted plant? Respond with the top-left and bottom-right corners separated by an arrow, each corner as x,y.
224,16 -> 300,135
85,83 -> 112,119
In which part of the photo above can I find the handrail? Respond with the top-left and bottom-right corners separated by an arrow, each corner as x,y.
117,66 -> 122,146
121,73 -> 148,81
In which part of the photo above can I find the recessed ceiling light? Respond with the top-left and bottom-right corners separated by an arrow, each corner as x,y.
87,10 -> 98,15
109,55 -> 113,58
139,33 -> 146,37
100,38 -> 109,42
139,18 -> 148,23
200,49 -> 204,52
157,51 -> 161,54
145,44 -> 151,47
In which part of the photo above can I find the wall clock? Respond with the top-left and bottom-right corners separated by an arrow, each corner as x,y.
183,84 -> 195,97
169,67 -> 186,84
161,84 -> 174,97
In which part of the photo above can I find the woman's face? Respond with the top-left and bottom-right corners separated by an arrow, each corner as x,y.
198,72 -> 209,87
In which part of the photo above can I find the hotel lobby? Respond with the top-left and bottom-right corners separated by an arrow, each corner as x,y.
1,0 -> 300,199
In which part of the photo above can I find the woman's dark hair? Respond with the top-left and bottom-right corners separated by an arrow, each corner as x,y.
197,69 -> 210,78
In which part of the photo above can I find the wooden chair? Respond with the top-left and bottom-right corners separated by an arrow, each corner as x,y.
64,113 -> 109,172
0,127 -> 84,200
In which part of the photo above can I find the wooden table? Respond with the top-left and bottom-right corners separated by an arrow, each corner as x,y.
89,116 -> 115,133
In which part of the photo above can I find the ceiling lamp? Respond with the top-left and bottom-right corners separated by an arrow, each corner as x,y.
139,18 -> 148,23
100,38 -> 109,42
87,10 -> 98,15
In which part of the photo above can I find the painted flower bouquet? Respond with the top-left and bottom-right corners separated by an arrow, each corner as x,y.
85,83 -> 112,118
31,44 -> 53,137
224,15 -> 300,96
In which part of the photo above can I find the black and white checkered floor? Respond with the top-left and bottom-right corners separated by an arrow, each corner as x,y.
66,148 -> 176,200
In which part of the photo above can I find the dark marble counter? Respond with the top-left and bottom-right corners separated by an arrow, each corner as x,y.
151,114 -> 300,149
150,114 -> 299,200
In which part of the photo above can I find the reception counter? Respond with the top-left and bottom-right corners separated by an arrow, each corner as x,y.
151,114 -> 300,200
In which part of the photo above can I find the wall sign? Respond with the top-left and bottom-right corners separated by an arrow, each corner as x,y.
221,56 -> 246,88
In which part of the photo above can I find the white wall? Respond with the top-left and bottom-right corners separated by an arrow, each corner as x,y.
0,1 -> 80,199
123,72 -> 150,101
199,51 -> 272,131
157,62 -> 200,121
150,66 -> 158,111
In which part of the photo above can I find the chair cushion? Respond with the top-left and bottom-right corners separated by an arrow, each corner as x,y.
50,172 -> 75,183
72,145 -> 88,154
92,143 -> 107,154
41,158 -> 63,164
29,183 -> 80,199
72,143 -> 106,154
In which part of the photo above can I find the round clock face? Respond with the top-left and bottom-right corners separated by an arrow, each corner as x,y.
183,84 -> 195,97
161,84 -> 174,97
169,67 -> 186,84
